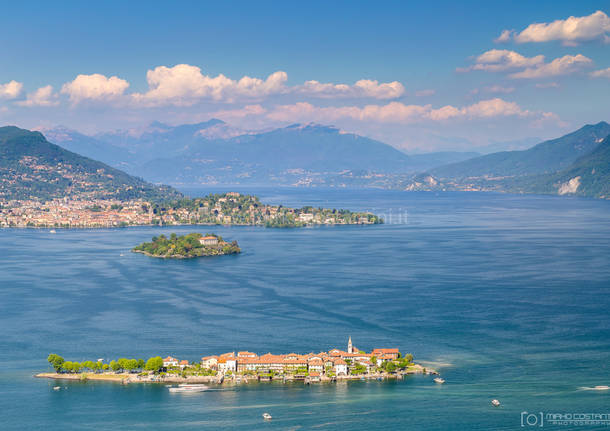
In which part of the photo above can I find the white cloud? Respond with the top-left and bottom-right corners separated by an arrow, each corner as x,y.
295,79 -> 404,99
132,64 -> 288,106
459,49 -> 545,72
266,98 -> 551,125
0,80 -> 23,99
61,73 -> 129,103
510,54 -> 593,79
16,85 -> 59,107
591,67 -> 610,78
415,89 -> 435,97
494,29 -> 514,43
501,10 -> 610,45
212,104 -> 267,119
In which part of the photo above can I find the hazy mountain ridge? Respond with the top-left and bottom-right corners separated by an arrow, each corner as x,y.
41,120 -> 479,186
431,121 -> 610,178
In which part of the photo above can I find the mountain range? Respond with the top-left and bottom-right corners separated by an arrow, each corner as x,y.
41,120 -> 479,186
6,119 -> 610,201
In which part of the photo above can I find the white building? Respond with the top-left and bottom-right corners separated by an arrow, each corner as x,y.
163,356 -> 179,367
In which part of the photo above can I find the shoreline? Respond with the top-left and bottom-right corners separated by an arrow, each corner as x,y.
35,365 -> 435,386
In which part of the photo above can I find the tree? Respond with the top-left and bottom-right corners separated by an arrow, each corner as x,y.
72,362 -> 82,373
145,356 -> 164,373
137,359 -> 145,369
47,353 -> 64,372
110,360 -> 120,372
384,362 -> 397,373
403,353 -> 413,364
370,356 -> 377,366
62,361 -> 73,373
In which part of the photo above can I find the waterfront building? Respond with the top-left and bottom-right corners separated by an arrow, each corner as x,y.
163,356 -> 179,367
199,235 -> 219,246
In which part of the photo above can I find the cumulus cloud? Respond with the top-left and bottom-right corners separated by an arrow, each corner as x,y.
132,64 -> 288,106
16,85 -> 59,107
500,10 -> 610,45
458,49 -> 545,72
590,67 -> 610,78
61,73 -> 129,103
294,79 -> 405,99
266,98 -> 550,125
130,64 -> 405,105
0,80 -> 23,99
509,54 -> 593,79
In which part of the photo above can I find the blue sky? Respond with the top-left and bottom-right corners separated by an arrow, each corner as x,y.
0,0 -> 609,151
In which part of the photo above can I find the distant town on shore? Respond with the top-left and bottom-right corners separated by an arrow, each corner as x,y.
1,192 -> 383,229
39,338 -> 432,385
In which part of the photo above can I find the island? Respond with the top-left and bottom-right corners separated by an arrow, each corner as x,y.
132,233 -> 240,259
36,337 -> 437,386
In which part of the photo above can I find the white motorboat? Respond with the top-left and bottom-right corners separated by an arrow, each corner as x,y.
49,230 -> 56,234
168,384 -> 208,393
53,386 -> 61,391
262,413 -> 272,420
491,399 -> 500,407
433,377 -> 445,384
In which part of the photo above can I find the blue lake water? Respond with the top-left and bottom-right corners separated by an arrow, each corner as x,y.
2,189 -> 610,430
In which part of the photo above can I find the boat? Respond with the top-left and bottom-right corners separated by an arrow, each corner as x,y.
53,386 -> 61,391
168,384 -> 208,393
262,413 -> 272,420
594,385 -> 610,390
49,230 -> 56,234
434,378 -> 445,384
491,399 -> 500,407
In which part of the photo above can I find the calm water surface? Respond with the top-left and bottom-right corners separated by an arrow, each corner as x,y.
1,189 -> 610,430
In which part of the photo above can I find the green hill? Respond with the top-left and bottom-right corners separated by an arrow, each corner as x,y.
0,126 -> 181,201
506,135 -> 610,199
431,122 -> 610,179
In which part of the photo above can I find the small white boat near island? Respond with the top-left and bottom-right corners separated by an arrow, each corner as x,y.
53,386 -> 61,391
433,377 -> 445,384
580,385 -> 610,391
168,384 -> 208,393
262,413 -> 272,420
491,399 -> 501,407
49,229 -> 56,234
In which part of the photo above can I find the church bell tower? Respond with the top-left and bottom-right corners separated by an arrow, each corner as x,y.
348,336 -> 353,353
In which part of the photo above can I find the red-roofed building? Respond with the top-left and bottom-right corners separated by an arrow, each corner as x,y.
371,348 -> 400,360
237,351 -> 256,358
163,356 -> 179,367
199,235 -> 219,246
179,360 -> 189,368
201,356 -> 218,369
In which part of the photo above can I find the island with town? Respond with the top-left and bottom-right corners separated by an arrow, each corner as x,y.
37,338 -> 437,386
1,192 -> 383,229
132,233 -> 240,259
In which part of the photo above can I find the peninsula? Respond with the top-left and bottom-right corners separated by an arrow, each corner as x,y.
37,338 -> 436,386
2,192 -> 383,228
132,233 -> 240,259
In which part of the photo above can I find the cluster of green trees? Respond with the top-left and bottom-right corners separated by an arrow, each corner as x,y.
133,233 -> 240,258
47,354 -> 168,374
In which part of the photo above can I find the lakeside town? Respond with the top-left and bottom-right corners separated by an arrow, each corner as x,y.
0,192 -> 382,228
38,338 -> 435,385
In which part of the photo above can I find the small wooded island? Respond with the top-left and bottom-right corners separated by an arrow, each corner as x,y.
132,233 -> 240,259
